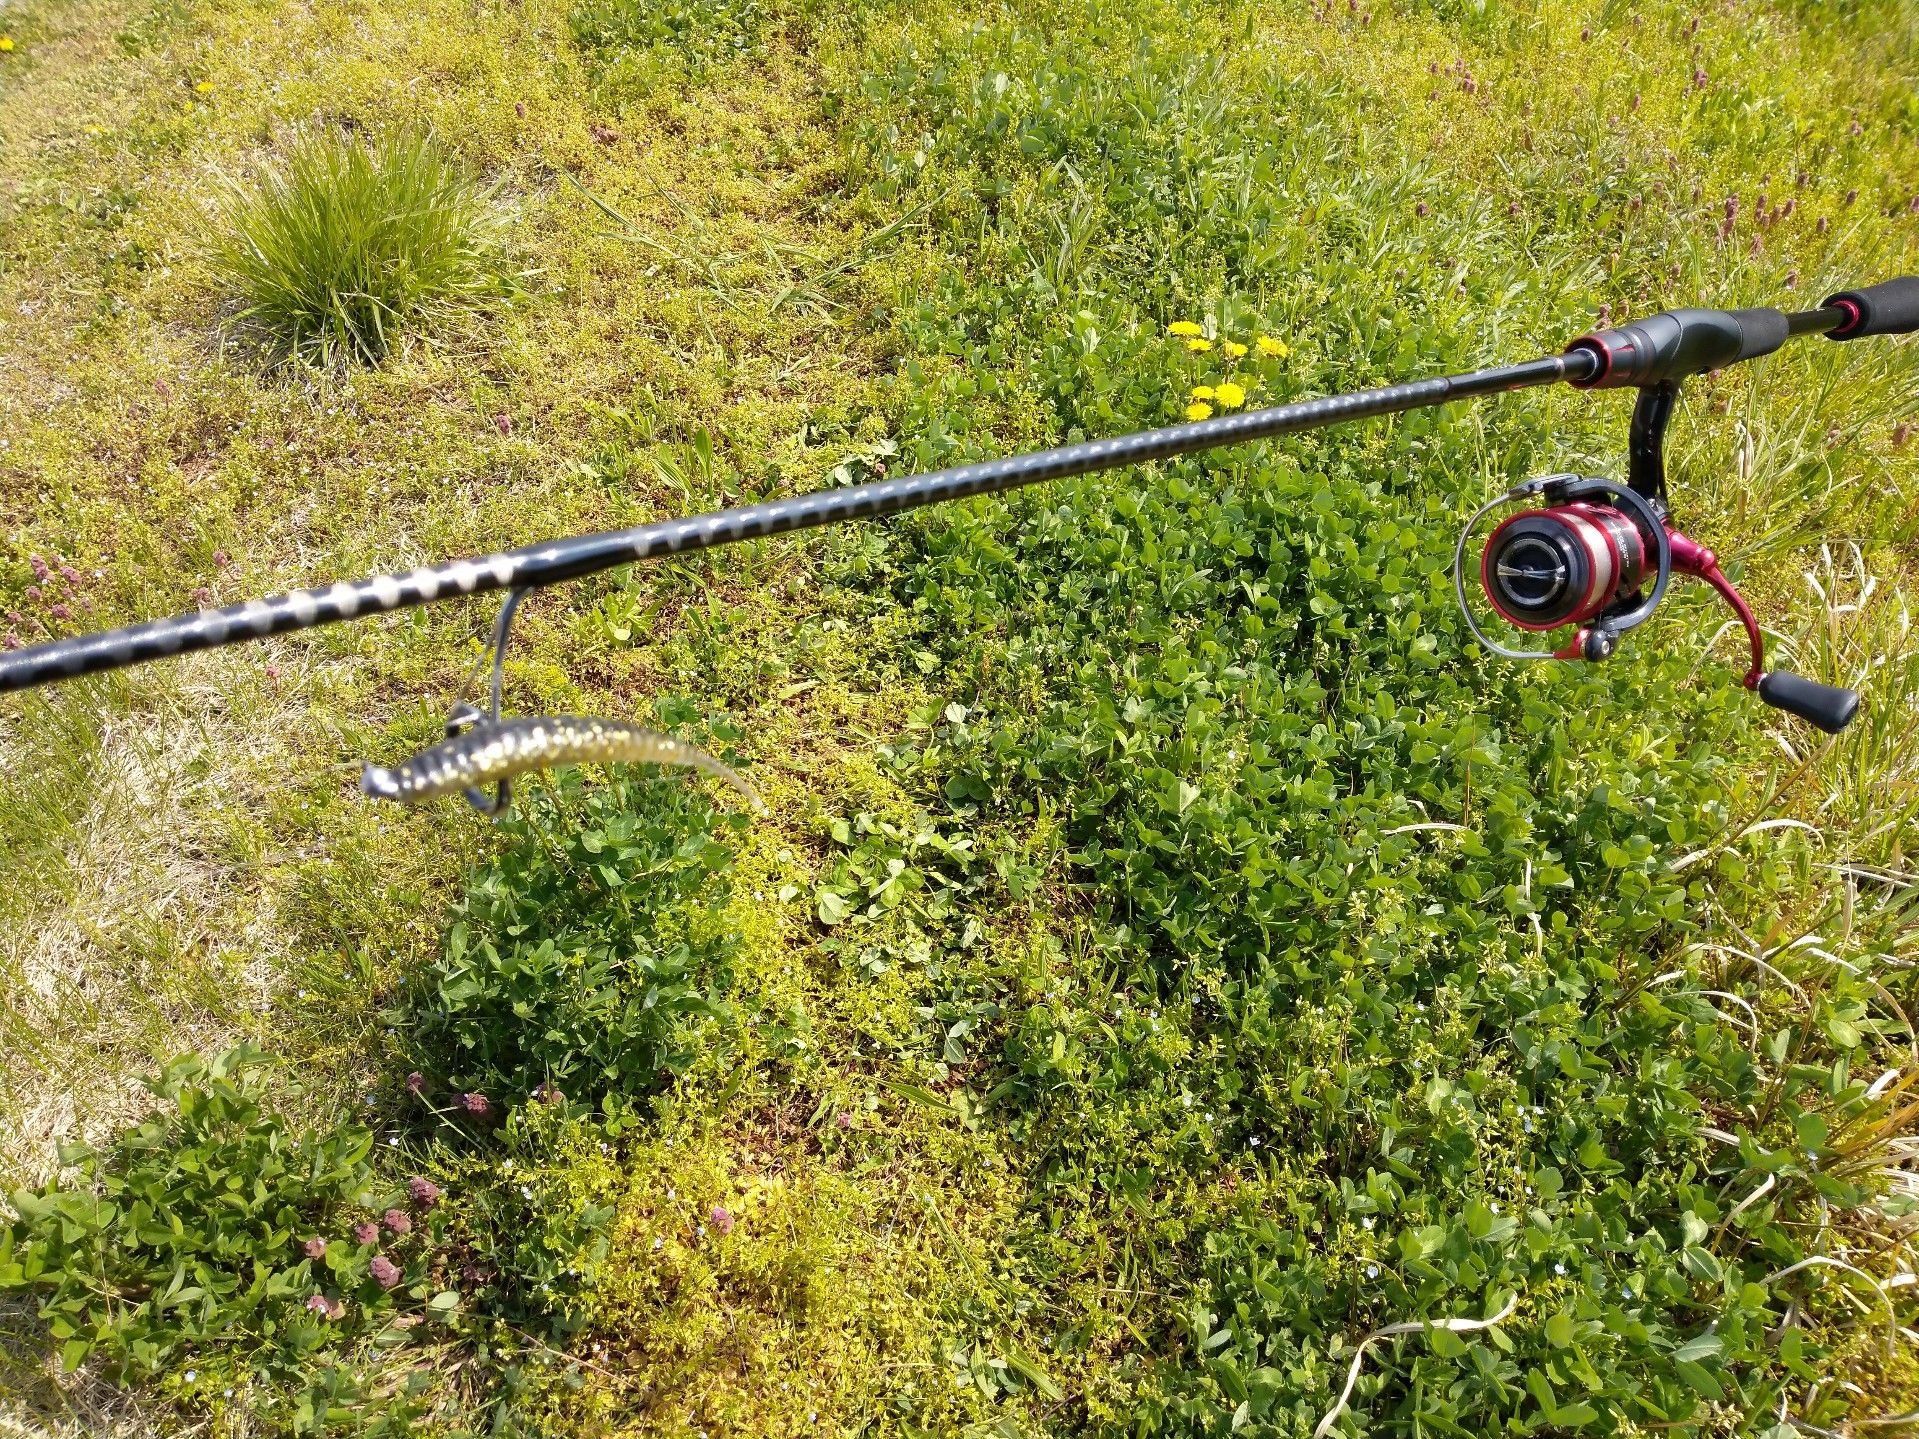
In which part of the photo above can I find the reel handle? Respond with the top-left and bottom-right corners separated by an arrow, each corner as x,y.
1755,672 -> 1860,734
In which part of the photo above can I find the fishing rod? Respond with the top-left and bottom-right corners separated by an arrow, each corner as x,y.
3,278 -> 1915,804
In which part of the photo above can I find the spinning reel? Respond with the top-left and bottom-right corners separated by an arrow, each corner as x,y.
1452,302 -> 1880,735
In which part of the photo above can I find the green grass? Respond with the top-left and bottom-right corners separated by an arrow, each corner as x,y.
208,126 -> 516,367
2,0 -> 1918,1433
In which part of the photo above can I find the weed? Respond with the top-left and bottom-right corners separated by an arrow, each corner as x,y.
208,127 -> 515,367
0,1046 -> 456,1406
400,764 -> 747,1111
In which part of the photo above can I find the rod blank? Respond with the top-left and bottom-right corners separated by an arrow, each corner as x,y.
0,351 -> 1591,695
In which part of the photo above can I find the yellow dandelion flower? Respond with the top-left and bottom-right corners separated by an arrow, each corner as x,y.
1256,335 -> 1289,358
1223,341 -> 1247,358
1190,385 -> 1215,401
1184,401 -> 1214,421
1185,337 -> 1213,353
1214,381 -> 1247,409
0,36 -> 14,51
194,80 -> 214,93
1167,321 -> 1203,337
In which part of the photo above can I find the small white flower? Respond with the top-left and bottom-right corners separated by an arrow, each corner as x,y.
1366,1265 -> 1379,1278
1249,1137 -> 1261,1147
521,1185 -> 532,1199
1554,1262 -> 1567,1275
185,1370 -> 197,1382
224,1388 -> 234,1398
1361,1216 -> 1374,1229
387,1137 -> 399,1148
652,1237 -> 663,1251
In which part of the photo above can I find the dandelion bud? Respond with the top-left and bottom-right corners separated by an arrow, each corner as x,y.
383,1208 -> 412,1235
352,1220 -> 380,1245
302,1237 -> 327,1259
369,1255 -> 402,1289
407,1177 -> 443,1207
711,1205 -> 734,1236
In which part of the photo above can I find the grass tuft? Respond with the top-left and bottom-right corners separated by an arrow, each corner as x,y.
208,127 -> 515,367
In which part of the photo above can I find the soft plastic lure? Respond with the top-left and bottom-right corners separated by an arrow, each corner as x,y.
359,715 -> 764,811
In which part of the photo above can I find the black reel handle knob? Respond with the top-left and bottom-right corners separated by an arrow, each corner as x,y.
1755,672 -> 1860,733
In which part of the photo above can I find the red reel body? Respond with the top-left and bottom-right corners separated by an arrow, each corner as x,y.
1480,501 -> 1647,633
1452,476 -> 1858,732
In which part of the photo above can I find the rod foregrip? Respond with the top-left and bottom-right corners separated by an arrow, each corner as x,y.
1822,277 -> 1919,340
1568,306 -> 1789,388
1756,671 -> 1860,733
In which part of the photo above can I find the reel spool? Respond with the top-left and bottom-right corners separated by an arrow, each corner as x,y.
1453,475 -> 1860,733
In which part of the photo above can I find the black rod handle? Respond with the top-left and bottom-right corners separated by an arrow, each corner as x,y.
1756,671 -> 1860,733
1822,277 -> 1919,339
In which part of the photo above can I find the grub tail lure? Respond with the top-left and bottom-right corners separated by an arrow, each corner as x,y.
360,715 -> 765,812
